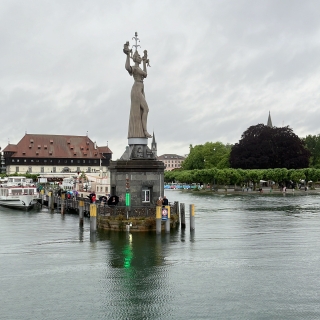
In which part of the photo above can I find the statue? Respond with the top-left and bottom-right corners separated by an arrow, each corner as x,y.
124,32 -> 152,139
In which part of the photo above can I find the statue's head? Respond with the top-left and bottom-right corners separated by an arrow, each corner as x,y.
132,51 -> 141,64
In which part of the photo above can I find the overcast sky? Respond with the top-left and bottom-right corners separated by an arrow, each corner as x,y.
1,0 -> 320,159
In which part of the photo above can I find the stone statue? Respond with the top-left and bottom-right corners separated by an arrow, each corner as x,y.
124,33 -> 152,139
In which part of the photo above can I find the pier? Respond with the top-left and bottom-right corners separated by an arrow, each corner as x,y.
38,193 -> 182,232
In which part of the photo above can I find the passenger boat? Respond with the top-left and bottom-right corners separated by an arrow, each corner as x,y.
0,176 -> 39,210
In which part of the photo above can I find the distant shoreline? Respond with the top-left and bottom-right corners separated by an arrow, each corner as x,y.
166,188 -> 320,195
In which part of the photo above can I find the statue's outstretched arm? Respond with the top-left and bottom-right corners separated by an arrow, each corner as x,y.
125,53 -> 132,74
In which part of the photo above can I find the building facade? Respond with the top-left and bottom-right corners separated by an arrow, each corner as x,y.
157,154 -> 186,171
2,133 -> 112,175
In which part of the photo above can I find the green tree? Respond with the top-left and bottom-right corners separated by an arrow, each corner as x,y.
181,144 -> 205,170
182,142 -> 231,170
303,135 -> 320,168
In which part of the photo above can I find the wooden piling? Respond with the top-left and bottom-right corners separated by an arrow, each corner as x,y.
61,193 -> 65,215
156,206 -> 161,234
190,204 -> 195,231
180,203 -> 186,229
79,200 -> 84,227
48,192 -> 52,209
90,203 -> 97,232
50,192 -> 54,211
165,205 -> 170,233
41,189 -> 44,206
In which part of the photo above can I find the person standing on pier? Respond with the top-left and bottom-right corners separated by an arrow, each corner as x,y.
162,196 -> 168,206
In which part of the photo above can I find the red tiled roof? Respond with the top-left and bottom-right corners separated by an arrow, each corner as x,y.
3,134 -> 112,158
3,144 -> 18,152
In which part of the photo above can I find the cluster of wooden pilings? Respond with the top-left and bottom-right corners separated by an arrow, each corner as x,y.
40,192 -> 195,233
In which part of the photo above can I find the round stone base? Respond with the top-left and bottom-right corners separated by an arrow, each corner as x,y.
128,138 -> 148,145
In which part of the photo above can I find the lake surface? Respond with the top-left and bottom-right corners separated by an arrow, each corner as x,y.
1,191 -> 320,319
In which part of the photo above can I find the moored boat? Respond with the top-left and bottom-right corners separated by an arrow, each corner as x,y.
0,176 -> 39,210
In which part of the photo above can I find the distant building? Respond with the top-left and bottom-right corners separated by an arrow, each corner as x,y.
157,153 -> 185,171
2,133 -> 112,175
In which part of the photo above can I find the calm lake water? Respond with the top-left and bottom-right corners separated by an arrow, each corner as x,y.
1,191 -> 320,320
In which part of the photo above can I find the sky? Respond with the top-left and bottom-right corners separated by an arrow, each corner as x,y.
1,0 -> 320,160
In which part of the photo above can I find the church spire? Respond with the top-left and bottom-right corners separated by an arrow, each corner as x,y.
151,131 -> 157,157
267,111 -> 273,127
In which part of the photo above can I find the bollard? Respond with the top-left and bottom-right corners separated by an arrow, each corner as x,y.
165,205 -> 170,233
48,192 -> 52,209
156,206 -> 161,234
190,204 -> 195,231
79,200 -> 84,227
180,203 -> 186,229
61,193 -> 65,215
90,203 -> 97,232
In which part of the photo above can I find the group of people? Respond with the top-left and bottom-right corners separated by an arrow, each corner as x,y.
156,196 -> 169,207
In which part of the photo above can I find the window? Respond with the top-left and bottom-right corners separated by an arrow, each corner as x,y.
142,188 -> 150,203
28,167 -> 32,173
71,160 -> 73,163
77,167 -> 80,172
88,167 -> 91,172
12,159 -> 14,162
16,167 -> 19,173
53,167 -> 56,173
41,167 -> 44,173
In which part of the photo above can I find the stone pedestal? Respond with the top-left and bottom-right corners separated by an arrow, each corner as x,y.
109,159 -> 165,207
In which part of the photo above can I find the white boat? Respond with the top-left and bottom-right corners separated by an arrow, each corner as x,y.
0,176 -> 39,210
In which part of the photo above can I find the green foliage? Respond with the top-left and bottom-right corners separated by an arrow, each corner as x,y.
182,142 -> 231,170
165,168 -> 320,188
303,135 -> 320,168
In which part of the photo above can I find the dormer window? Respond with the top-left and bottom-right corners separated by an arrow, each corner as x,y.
30,139 -> 34,143
22,152 -> 26,155
81,146 -> 84,150
44,145 -> 48,149
70,145 -> 74,149
38,145 -> 41,149
50,140 -> 53,144
49,151 -> 52,155
36,151 -> 39,155
86,141 -> 89,145
29,145 -> 32,149
67,140 -> 71,144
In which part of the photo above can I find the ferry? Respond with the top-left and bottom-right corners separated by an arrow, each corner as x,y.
0,176 -> 39,210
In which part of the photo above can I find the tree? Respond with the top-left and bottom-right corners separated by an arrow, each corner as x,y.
230,124 -> 310,169
182,142 -> 231,170
303,135 -> 320,168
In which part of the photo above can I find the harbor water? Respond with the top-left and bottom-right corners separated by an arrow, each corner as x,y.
1,191 -> 320,319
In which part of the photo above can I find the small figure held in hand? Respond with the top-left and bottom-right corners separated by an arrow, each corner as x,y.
123,41 -> 131,55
